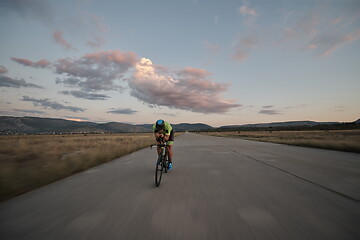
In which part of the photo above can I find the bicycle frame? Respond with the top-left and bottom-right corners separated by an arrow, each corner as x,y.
150,141 -> 170,187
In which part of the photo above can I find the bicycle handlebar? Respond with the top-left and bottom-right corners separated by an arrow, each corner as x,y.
150,143 -> 170,149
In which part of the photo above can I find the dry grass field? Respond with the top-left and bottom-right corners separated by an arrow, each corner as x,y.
201,130 -> 360,153
0,133 -> 159,202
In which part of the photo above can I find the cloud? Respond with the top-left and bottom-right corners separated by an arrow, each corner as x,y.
295,11 -> 320,36
238,4 -> 258,26
232,35 -> 260,62
64,116 -> 90,122
10,51 -> 240,114
332,106 -> 346,112
262,105 -> 274,109
22,96 -> 85,112
54,50 -> 138,91
284,104 -> 307,109
0,0 -> 108,49
203,40 -> 220,64
259,109 -> 282,115
55,77 -> 80,86
232,48 -> 249,62
52,31 -> 75,50
203,40 -> 220,53
0,75 -> 44,88
128,58 -> 240,114
277,5 -> 360,57
0,65 -> 8,73
239,5 -> 258,17
61,90 -> 109,100
306,28 -> 360,57
108,108 -> 137,115
82,12 -> 108,48
13,109 -> 46,114
177,67 -> 211,80
14,50 -> 137,91
159,113 -> 177,117
0,0 -> 55,25
11,57 -> 51,68
86,36 -> 105,48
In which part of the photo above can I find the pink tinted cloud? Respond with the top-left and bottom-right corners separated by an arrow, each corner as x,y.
86,36 -> 105,48
54,50 -> 138,91
232,35 -> 260,62
0,65 -> 8,73
295,11 -> 320,35
238,6 -> 258,17
2,0 -> 109,49
177,67 -> 228,92
238,5 -> 258,26
52,31 -> 75,50
178,67 -> 211,78
307,28 -> 360,57
203,40 -> 220,53
331,17 -> 343,25
12,50 -> 138,92
83,50 -> 137,66
232,48 -> 249,62
83,13 -> 108,48
11,57 -> 33,66
277,6 -> 360,57
0,0 -> 55,25
11,57 -> 51,68
128,58 -> 240,114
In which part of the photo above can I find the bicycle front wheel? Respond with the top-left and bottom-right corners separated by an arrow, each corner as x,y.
155,156 -> 163,187
164,157 -> 168,174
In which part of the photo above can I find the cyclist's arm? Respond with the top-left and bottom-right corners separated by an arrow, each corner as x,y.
163,135 -> 169,141
162,122 -> 172,141
153,125 -> 164,142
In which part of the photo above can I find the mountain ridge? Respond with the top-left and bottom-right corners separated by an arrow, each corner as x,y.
0,116 -> 359,134
220,120 -> 340,128
0,116 -> 212,134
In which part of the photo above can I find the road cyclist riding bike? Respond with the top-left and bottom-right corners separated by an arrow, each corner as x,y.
150,119 -> 174,187
153,119 -> 174,170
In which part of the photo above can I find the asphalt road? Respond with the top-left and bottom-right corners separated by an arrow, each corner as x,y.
1,132 -> 360,239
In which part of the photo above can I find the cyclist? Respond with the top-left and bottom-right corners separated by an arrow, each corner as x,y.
153,119 -> 174,170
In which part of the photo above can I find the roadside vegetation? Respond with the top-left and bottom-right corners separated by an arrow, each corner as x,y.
199,130 -> 360,153
0,133 -> 159,202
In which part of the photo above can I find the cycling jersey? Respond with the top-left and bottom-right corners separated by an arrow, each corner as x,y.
153,121 -> 174,144
152,121 -> 173,136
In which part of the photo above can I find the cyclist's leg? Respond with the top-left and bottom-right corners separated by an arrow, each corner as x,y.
156,139 -> 162,155
167,130 -> 175,163
167,144 -> 173,162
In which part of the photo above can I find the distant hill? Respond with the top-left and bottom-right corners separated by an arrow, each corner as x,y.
137,123 -> 213,132
1,116 -> 358,135
0,116 -> 150,134
220,121 -> 340,128
0,116 -> 213,134
173,123 -> 213,131
99,122 -> 150,133
214,119 -> 360,132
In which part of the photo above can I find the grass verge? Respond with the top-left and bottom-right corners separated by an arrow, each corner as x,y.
199,130 -> 360,153
0,133 -> 157,202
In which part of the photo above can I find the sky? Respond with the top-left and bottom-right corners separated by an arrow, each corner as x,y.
0,0 -> 359,127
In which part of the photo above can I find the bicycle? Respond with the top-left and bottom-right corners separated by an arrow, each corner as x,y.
150,140 -> 170,187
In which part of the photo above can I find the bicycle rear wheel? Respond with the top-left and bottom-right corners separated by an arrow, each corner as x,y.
155,156 -> 163,187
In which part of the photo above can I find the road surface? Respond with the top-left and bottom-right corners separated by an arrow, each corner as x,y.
1,132 -> 360,239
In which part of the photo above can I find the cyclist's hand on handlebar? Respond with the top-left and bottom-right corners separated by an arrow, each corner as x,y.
155,133 -> 164,138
